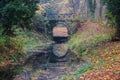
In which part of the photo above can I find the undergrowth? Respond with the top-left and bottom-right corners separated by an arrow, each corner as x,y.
0,25 -> 50,80
62,21 -> 116,80
67,22 -> 115,60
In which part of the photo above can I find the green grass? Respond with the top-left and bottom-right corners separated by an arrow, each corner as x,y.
74,64 -> 93,78
11,28 -> 50,51
61,75 -> 76,80
61,64 -> 94,80
67,24 -> 113,58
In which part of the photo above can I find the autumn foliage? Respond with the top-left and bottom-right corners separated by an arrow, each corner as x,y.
80,42 -> 120,80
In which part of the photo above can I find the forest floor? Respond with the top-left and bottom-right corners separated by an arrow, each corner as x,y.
14,21 -> 120,80
80,41 -> 120,80
77,21 -> 120,80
